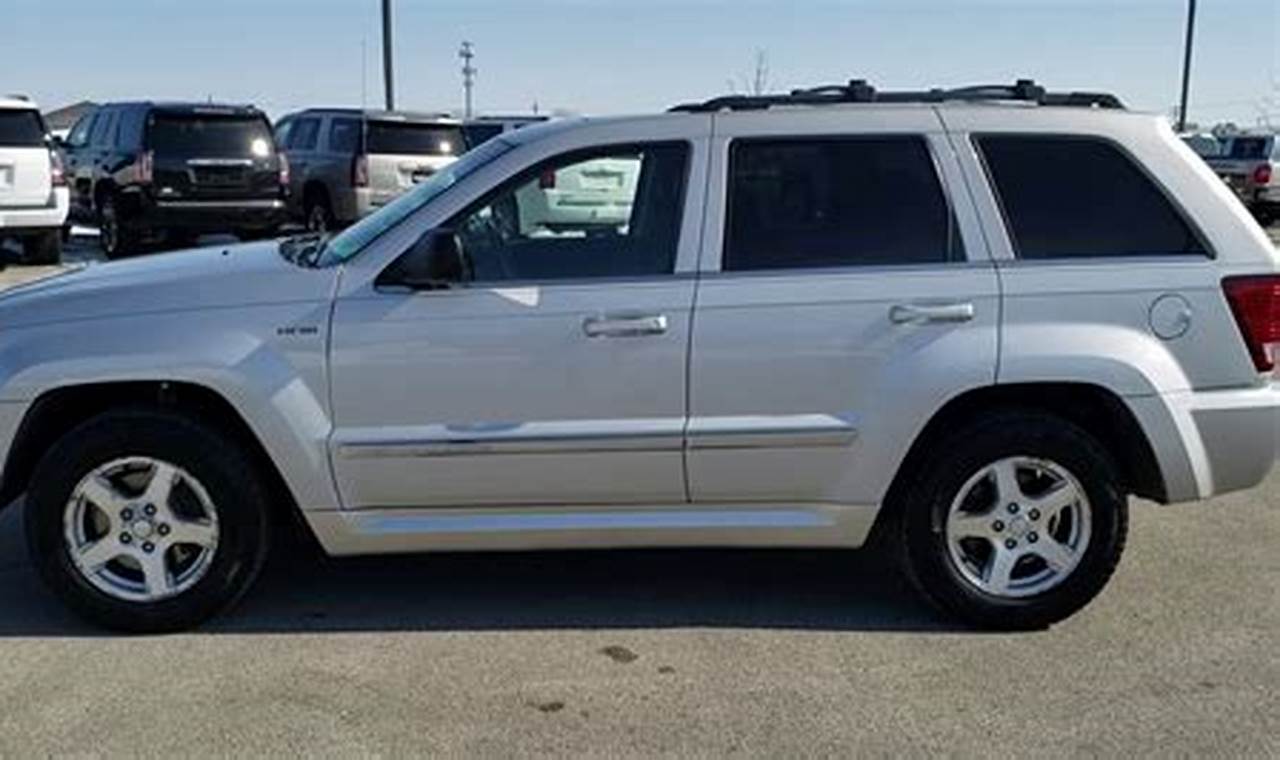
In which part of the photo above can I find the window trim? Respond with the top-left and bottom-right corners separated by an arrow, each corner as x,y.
431,139 -> 695,287
719,133 -> 968,275
972,132 -> 1215,262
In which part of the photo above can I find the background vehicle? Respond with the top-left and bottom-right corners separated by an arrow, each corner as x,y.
462,115 -> 549,149
1,81 -> 1278,633
61,102 -> 287,257
276,109 -> 462,232
0,96 -> 67,264
1205,131 -> 1279,226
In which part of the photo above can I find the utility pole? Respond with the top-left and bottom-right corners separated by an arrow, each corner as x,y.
1177,0 -> 1197,133
381,0 -> 395,111
459,41 -> 476,120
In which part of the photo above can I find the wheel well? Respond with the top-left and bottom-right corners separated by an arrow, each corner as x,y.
302,181 -> 330,209
0,382 -> 302,530
886,383 -> 1167,510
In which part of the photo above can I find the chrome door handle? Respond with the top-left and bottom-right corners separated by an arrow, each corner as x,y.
583,314 -> 669,338
889,302 -> 975,325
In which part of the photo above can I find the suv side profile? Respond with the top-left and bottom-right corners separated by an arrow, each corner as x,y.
0,96 -> 67,264
276,109 -> 463,232
1,81 -> 1277,633
62,102 -> 287,257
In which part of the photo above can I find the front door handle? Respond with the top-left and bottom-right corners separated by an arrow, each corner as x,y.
889,302 -> 975,325
583,314 -> 669,338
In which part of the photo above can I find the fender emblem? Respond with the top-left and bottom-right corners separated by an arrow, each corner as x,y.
276,325 -> 320,337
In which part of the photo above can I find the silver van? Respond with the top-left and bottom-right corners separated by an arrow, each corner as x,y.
275,109 -> 463,231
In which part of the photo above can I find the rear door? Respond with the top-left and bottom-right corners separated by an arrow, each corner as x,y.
686,108 -> 998,509
146,109 -> 280,201
0,108 -> 52,209
365,119 -> 463,196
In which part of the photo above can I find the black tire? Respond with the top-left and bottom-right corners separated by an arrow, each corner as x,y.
22,229 -> 62,265
25,408 -> 272,633
895,410 -> 1128,630
99,194 -> 140,259
304,193 -> 334,233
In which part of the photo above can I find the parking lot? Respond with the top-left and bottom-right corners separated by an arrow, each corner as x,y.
0,229 -> 1276,757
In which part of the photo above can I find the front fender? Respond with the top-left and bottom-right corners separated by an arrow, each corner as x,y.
0,305 -> 340,512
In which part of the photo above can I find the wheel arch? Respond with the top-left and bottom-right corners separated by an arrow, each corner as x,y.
0,381 -> 310,539
881,382 -> 1170,519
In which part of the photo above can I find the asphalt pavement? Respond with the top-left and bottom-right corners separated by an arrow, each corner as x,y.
0,226 -> 1275,757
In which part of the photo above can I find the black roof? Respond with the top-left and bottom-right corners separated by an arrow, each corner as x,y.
671,79 -> 1124,113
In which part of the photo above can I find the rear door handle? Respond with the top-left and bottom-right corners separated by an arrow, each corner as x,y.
889,302 -> 975,325
583,314 -> 669,338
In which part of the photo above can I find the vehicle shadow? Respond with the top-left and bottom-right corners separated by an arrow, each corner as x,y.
0,505 -> 966,637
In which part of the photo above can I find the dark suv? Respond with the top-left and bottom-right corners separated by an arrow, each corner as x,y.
63,102 -> 288,257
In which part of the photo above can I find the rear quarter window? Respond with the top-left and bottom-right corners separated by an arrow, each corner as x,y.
0,110 -> 46,146
977,135 -> 1206,259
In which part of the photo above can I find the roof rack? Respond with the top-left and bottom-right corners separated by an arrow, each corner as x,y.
669,79 -> 1124,113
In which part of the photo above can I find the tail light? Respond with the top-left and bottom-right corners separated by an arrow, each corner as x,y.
352,154 -> 369,188
1253,164 -> 1273,185
48,150 -> 66,187
136,150 -> 154,184
538,168 -> 557,190
1223,275 -> 1280,372
278,153 -> 290,187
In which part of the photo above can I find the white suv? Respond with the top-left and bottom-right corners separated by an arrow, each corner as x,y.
0,96 -> 67,264
1,81 -> 1277,633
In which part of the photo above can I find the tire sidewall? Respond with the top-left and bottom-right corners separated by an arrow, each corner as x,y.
25,411 -> 270,633
902,413 -> 1128,629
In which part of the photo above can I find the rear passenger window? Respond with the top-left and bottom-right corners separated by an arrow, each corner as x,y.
978,136 -> 1205,259
724,137 -> 961,272
328,118 -> 361,153
288,118 -> 319,151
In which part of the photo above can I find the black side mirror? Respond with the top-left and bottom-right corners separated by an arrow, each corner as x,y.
377,228 -> 467,290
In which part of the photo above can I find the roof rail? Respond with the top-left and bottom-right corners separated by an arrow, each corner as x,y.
670,79 -> 1124,113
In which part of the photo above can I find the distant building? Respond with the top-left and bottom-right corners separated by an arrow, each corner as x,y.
42,100 -> 97,133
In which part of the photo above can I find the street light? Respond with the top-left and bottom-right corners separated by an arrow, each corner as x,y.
1177,0 -> 1198,133
382,0 -> 395,111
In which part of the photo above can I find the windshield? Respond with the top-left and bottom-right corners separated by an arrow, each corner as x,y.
148,113 -> 274,157
366,121 -> 463,156
319,136 -> 515,265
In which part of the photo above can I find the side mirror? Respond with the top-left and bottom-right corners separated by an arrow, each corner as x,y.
376,228 -> 467,291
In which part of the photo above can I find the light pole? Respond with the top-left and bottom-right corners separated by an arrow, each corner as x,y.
459,41 -> 476,120
382,0 -> 395,111
1177,0 -> 1198,133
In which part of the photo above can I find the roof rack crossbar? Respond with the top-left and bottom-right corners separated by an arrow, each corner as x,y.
670,79 -> 1124,113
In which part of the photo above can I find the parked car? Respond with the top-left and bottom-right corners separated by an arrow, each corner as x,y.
2,80 -> 1278,633
1205,132 -> 1279,226
61,102 -> 287,257
462,115 -> 549,149
275,109 -> 463,232
0,95 -> 67,263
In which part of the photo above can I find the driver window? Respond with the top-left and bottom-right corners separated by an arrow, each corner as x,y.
451,142 -> 688,282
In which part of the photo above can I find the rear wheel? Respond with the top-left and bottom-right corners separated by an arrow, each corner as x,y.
896,411 -> 1128,630
22,229 -> 62,265
99,195 -> 140,259
25,408 -> 272,633
304,194 -> 334,233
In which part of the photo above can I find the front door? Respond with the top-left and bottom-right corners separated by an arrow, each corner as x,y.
329,134 -> 707,508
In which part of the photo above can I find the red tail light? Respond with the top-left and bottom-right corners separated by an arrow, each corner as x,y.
352,154 -> 369,188
136,150 -> 154,184
278,153 -> 290,187
48,150 -> 66,187
1223,275 -> 1280,372
1253,164 -> 1273,185
538,168 -> 557,190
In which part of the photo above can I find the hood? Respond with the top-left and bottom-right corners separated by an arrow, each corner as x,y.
0,241 -> 339,330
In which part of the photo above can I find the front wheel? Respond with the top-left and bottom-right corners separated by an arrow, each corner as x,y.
896,411 -> 1128,630
25,408 -> 272,633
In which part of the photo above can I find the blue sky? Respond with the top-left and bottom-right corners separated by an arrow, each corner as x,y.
10,0 -> 1279,127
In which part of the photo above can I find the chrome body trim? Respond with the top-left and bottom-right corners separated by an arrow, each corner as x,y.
334,414 -> 858,459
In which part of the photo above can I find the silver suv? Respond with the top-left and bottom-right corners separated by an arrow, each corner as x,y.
275,108 -> 463,232
2,81 -> 1277,633
1205,132 -> 1279,226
